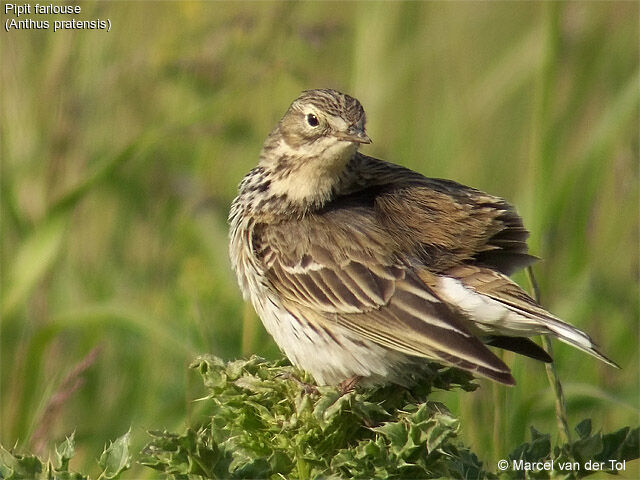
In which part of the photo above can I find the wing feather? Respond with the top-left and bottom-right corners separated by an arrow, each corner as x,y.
350,154 -> 537,274
254,208 -> 516,384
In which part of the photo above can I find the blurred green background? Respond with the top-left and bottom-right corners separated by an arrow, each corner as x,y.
2,1 -> 638,477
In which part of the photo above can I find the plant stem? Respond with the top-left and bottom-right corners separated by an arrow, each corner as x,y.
526,266 -> 571,445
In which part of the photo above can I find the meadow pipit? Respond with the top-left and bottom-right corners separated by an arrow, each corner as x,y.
229,89 -> 617,386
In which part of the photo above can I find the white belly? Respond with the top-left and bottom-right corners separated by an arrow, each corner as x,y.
252,287 -> 412,384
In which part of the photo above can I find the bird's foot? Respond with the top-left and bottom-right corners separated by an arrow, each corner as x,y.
338,375 -> 362,395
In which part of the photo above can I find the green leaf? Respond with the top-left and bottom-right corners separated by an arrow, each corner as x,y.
424,410 -> 459,453
0,446 -> 48,480
55,432 -> 76,470
508,427 -> 551,464
575,419 -> 592,439
375,421 -> 408,455
571,431 -> 603,463
97,429 -> 131,480
598,426 -> 639,463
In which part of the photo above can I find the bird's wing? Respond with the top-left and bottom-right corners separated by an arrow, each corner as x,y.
351,155 -> 536,274
441,264 -> 618,367
253,207 -> 515,384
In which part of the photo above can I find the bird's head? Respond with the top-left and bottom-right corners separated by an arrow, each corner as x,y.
280,89 -> 371,148
257,89 -> 371,211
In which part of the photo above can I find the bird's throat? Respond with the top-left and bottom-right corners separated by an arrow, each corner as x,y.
266,141 -> 357,211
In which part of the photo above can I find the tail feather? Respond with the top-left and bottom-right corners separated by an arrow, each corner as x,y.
544,321 -> 620,369
487,297 -> 620,368
438,265 -> 619,369
485,335 -> 552,363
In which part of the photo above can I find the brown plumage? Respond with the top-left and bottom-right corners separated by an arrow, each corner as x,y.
228,88 -> 617,386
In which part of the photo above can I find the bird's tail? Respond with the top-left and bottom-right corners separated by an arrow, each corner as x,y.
543,318 -> 620,368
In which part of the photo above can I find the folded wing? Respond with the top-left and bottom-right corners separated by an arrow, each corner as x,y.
253,206 -> 516,384
352,154 -> 537,274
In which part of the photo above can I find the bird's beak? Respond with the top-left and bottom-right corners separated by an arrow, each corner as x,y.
333,127 -> 372,145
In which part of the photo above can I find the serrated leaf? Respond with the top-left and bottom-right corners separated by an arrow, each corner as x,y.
234,374 -> 275,394
0,445 -> 19,474
97,429 -> 131,479
375,420 -> 408,454
313,390 -> 342,421
226,359 -> 250,379
425,415 -> 459,454
0,449 -> 44,480
575,419 -> 592,439
599,426 -> 639,463
572,431 -> 603,462
55,432 -> 76,470
507,427 -> 551,464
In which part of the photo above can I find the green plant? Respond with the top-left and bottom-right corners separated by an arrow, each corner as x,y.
0,431 -> 131,480
2,356 -> 637,479
139,356 -> 638,479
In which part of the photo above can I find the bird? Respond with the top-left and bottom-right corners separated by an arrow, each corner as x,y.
228,88 -> 617,387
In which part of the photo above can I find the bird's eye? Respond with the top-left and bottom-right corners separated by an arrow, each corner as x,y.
306,113 -> 319,127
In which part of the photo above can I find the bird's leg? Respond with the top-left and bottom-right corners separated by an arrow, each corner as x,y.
338,375 -> 361,394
